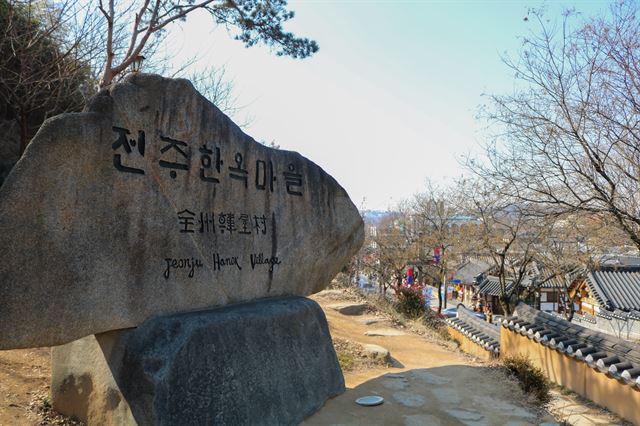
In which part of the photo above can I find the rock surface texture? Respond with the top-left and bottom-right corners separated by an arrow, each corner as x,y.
52,296 -> 345,426
0,74 -> 363,349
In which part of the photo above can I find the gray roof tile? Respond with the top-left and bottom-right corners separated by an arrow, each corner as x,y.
586,269 -> 640,311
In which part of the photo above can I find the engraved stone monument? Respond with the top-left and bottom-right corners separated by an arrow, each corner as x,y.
0,74 -> 363,424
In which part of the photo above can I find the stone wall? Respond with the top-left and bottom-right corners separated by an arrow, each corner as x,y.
448,327 -> 498,361
445,305 -> 500,360
501,303 -> 640,425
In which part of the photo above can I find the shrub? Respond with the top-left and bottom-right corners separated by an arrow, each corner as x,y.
336,351 -> 355,371
502,355 -> 551,405
329,272 -> 351,288
395,286 -> 426,319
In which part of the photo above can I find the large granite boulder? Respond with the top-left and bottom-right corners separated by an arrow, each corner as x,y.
0,74 -> 363,349
52,297 -> 344,425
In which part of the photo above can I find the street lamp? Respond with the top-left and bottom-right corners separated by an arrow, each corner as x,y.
132,55 -> 145,73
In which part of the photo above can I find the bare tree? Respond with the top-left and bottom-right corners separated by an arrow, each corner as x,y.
0,0 -> 99,154
95,0 -> 318,87
462,180 -> 548,315
185,64 -> 256,126
412,180 -> 464,313
1,0 -> 310,164
188,65 -> 238,116
361,208 -> 425,298
472,2 -> 640,250
533,211 -> 634,320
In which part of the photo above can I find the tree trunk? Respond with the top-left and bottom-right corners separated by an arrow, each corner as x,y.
564,296 -> 576,322
393,275 -> 403,295
499,295 -> 513,316
19,111 -> 29,155
566,307 -> 574,322
100,67 -> 115,88
441,264 -> 447,310
561,286 -> 576,322
437,281 -> 443,314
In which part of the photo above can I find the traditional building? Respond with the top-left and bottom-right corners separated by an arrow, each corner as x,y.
476,275 -> 510,315
452,259 -> 492,307
475,274 -> 564,316
567,266 -> 640,340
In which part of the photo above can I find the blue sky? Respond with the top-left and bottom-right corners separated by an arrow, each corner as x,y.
167,0 -> 609,210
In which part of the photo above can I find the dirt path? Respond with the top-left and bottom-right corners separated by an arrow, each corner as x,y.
305,291 -> 554,426
0,348 -> 50,426
0,289 -> 626,425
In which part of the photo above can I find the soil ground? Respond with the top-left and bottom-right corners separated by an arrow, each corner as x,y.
0,347 -> 51,425
0,288 -> 630,425
304,290 -> 553,426
304,289 -> 628,426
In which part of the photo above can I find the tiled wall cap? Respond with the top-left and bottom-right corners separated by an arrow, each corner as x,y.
597,356 -> 621,373
512,319 -> 528,328
621,367 -> 640,385
540,333 -> 561,344
519,321 -> 535,330
609,361 -> 633,375
575,346 -> 598,359
557,339 -> 579,351
533,329 -> 553,341
527,325 -> 545,335
584,351 -> 609,366
518,323 -> 533,335
447,317 -> 500,355
549,336 -> 571,347
566,343 -> 588,356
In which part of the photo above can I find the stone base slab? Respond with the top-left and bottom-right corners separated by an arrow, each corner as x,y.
52,296 -> 344,425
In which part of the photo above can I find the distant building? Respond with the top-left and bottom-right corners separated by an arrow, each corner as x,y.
452,259 -> 492,307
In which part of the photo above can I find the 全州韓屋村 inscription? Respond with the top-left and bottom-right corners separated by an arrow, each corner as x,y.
176,210 -> 269,235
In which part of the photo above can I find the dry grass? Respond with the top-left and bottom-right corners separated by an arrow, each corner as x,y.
352,289 -> 457,350
29,390 -> 84,425
332,337 -> 391,372
501,355 -> 551,406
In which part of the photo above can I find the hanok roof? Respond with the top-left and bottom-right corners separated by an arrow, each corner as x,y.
477,276 -> 512,296
586,268 -> 640,311
454,259 -> 492,285
537,275 -> 566,289
528,261 -> 575,289
600,255 -> 640,268
478,273 -> 564,296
